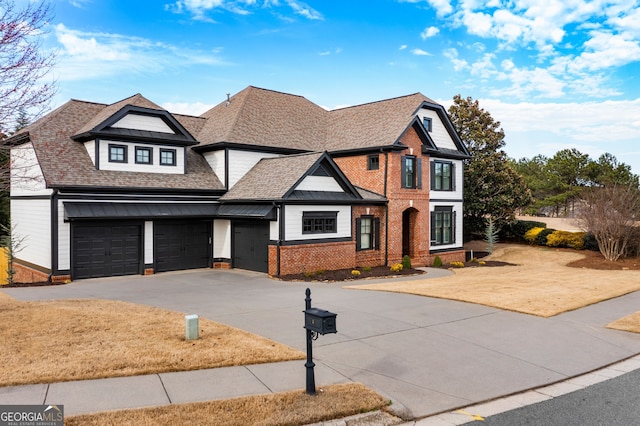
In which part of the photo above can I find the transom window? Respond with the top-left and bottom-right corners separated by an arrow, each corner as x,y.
367,154 -> 379,171
159,148 -> 176,166
432,161 -> 453,191
108,144 -> 127,163
302,211 -> 337,234
431,206 -> 455,245
135,147 -> 152,164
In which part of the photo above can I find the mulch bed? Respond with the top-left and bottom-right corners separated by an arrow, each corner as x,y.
567,249 -> 640,270
279,266 -> 425,282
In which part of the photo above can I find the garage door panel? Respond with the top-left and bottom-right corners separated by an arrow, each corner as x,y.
155,221 -> 211,273
233,221 -> 269,273
72,222 -> 141,279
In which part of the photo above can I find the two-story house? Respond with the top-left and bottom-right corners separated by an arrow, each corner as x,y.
7,86 -> 469,282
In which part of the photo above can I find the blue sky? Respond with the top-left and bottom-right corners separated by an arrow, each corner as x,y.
40,0 -> 640,173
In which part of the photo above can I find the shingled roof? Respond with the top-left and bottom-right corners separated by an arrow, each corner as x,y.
17,97 -> 224,191
194,87 -> 443,154
197,86 -> 327,151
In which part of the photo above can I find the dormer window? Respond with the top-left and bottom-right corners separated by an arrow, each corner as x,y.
423,117 -> 432,132
160,148 -> 176,166
135,147 -> 152,164
108,144 -> 127,163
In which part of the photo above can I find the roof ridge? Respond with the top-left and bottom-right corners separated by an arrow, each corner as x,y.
330,92 -> 424,112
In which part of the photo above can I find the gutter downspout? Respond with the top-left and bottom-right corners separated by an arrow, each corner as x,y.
383,151 -> 389,266
276,202 -> 283,277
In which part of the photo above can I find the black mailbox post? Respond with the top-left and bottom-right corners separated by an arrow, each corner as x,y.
303,288 -> 337,395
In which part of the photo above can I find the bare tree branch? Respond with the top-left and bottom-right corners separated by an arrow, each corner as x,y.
0,0 -> 57,133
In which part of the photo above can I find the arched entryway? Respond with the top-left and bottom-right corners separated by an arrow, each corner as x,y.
402,207 -> 419,257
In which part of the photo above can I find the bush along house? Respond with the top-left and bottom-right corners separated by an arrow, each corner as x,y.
6,86 -> 470,282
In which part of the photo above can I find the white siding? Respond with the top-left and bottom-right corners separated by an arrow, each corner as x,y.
429,201 -> 464,251
270,218 -> 279,241
295,175 -> 343,192
284,205 -> 351,241
10,143 -> 51,197
84,140 -> 96,165
228,150 -> 280,188
429,158 -> 464,200
111,114 -> 174,133
11,198 -> 51,270
58,201 -> 70,271
98,140 -> 184,174
419,109 -> 457,151
144,221 -> 153,264
213,219 -> 231,258
203,150 -> 226,187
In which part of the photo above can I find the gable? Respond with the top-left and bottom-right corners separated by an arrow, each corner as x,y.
72,105 -> 198,146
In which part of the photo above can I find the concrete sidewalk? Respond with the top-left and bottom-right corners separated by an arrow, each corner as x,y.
0,361 -> 348,416
2,268 -> 640,422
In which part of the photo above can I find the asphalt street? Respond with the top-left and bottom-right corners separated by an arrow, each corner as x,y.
462,368 -> 640,426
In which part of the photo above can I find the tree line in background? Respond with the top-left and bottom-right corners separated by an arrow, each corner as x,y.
450,95 -> 640,262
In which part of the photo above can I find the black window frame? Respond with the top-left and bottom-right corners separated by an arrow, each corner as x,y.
356,215 -> 380,251
431,160 -> 454,191
159,148 -> 177,166
367,154 -> 379,171
108,144 -> 127,163
431,206 -> 455,246
135,146 -> 153,165
423,117 -> 432,132
302,211 -> 338,235
401,155 -> 422,189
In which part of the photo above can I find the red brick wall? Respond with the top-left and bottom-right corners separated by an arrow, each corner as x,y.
426,249 -> 466,266
269,241 -> 356,276
339,127 -> 433,267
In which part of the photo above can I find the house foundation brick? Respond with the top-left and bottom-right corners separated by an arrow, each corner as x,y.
213,262 -> 231,269
426,250 -> 466,266
144,268 -> 155,275
13,262 -> 51,284
50,274 -> 71,284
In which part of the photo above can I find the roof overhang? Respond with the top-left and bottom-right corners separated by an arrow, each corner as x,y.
63,202 -> 219,221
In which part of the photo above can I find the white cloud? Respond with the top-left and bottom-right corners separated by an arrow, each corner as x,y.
439,96 -> 640,173
398,0 -> 452,17
399,44 -> 408,50
411,48 -> 431,56
162,101 -> 215,115
166,0 -> 323,20
420,26 -> 440,39
443,48 -> 468,71
53,24 -> 227,81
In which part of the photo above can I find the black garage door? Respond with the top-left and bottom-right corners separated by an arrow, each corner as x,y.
72,222 -> 142,279
233,220 -> 270,273
155,221 -> 211,273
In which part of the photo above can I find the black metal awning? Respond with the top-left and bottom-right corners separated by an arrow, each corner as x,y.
63,202 -> 219,221
217,204 -> 276,220
63,202 -> 276,221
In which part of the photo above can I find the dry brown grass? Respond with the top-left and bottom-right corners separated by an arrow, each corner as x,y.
65,383 -> 390,426
346,245 -> 640,317
607,312 -> 640,333
0,295 -> 304,387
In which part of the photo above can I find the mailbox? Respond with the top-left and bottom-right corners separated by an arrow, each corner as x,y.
304,307 -> 337,335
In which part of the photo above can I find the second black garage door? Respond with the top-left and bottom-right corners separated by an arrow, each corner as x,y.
155,221 -> 211,272
233,220 -> 270,273
72,222 -> 142,279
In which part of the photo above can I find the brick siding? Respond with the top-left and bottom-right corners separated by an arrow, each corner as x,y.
269,241 -> 356,276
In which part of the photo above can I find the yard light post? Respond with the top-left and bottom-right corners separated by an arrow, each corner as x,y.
303,288 -> 337,396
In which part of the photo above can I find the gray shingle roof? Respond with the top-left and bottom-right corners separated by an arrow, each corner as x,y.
221,152 -> 324,200
19,97 -> 224,191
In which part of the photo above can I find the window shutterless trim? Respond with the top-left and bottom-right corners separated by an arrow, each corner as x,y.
367,154 -> 380,170
108,144 -> 127,163
135,146 -> 153,164
302,211 -> 338,234
159,148 -> 177,166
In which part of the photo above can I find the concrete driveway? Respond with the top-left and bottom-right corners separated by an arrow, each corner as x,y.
3,268 -> 640,419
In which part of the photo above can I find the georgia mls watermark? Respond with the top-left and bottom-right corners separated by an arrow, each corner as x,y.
0,405 -> 63,426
